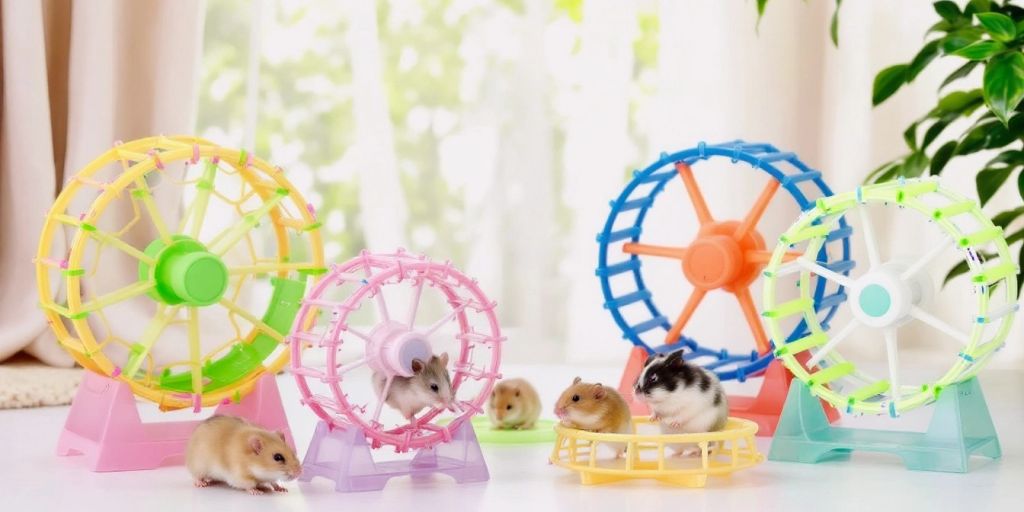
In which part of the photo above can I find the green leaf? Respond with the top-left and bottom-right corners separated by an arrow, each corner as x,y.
866,160 -> 900,183
938,89 -> 984,112
1019,166 -> 1024,202
928,20 -> 955,35
941,26 -> 985,54
976,12 -> 1016,42
943,259 -> 971,286
940,60 -> 980,90
830,0 -> 842,46
983,52 -> 1024,126
901,152 -> 929,178
1016,243 -> 1024,298
922,117 -> 952,149
872,64 -> 909,106
976,166 -> 1014,206
933,1 -> 961,22
756,0 -> 769,30
956,120 -> 999,155
1009,227 -> 1024,245
907,39 -> 942,81
992,206 -> 1024,229
952,40 -> 1005,60
968,0 -> 991,14
903,122 -> 919,150
986,149 -> 1024,168
930,140 -> 958,175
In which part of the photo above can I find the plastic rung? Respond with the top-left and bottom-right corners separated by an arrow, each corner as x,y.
774,332 -> 827,356
290,366 -> 326,380
807,362 -> 854,386
815,194 -> 855,213
896,179 -> 939,202
599,226 -> 641,243
763,298 -> 811,318
815,292 -> 848,311
848,380 -> 891,402
824,259 -> 856,274
631,316 -> 668,334
604,289 -> 652,309
756,151 -> 797,164
825,225 -> 853,242
638,170 -> 676,184
616,196 -> 654,211
764,260 -> 801,278
972,263 -> 1016,285
932,200 -> 975,220
958,227 -> 1002,248
780,225 -> 830,244
595,259 -> 641,277
977,303 -> 1019,324
781,170 -> 821,187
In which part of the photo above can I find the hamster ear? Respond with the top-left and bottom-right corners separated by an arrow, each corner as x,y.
439,352 -> 449,367
411,359 -> 425,374
276,431 -> 287,442
593,384 -> 607,399
515,389 -> 521,397
249,436 -> 264,455
572,376 -> 582,385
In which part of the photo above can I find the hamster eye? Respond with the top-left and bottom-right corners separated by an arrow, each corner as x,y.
571,394 -> 580,402
506,405 -> 512,410
430,383 -> 439,392
273,453 -> 285,463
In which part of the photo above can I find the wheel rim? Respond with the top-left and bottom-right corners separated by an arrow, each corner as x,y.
36,136 -> 325,410
597,140 -> 852,381
763,178 -> 1019,416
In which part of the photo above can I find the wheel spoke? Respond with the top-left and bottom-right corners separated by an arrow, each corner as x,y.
218,298 -> 284,342
56,214 -> 155,264
187,307 -> 203,395
734,287 -> 770,354
806,319 -> 859,368
900,237 -> 953,280
228,262 -> 322,275
185,159 -> 218,238
206,192 -> 286,256
373,285 -> 391,324
909,306 -> 971,344
858,206 -> 881,268
335,357 -> 367,376
132,177 -> 173,245
406,276 -> 425,327
622,243 -> 688,260
422,301 -> 471,337
796,258 -> 854,288
883,328 -> 901,406
373,375 -> 395,423
734,179 -> 780,239
747,250 -> 801,264
664,288 -> 706,344
76,280 -> 156,314
124,305 -> 180,378
675,162 -> 713,225
344,326 -> 372,342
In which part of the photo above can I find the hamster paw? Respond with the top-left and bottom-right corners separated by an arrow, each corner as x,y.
678,448 -> 701,458
247,488 -> 266,496
270,483 -> 288,493
648,414 -> 660,422
193,478 -> 212,488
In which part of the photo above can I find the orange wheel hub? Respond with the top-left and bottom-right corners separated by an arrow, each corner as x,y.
682,221 -> 766,292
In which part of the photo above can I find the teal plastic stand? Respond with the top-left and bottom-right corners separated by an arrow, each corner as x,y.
768,378 -> 1000,472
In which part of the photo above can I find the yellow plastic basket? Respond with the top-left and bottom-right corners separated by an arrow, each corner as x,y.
549,417 -> 763,487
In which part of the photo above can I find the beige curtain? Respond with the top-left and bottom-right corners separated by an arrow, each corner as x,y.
0,0 -> 204,365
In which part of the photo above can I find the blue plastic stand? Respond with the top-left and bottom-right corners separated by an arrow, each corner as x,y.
768,378 -> 1000,473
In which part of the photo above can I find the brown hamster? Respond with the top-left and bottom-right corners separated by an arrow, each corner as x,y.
372,353 -> 454,420
555,377 -> 632,435
488,378 -> 541,430
185,415 -> 301,495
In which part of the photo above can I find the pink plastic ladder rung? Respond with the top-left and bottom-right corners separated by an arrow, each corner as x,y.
455,332 -> 506,345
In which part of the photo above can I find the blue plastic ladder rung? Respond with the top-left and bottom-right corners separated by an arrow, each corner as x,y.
615,196 -> 654,211
824,259 -> 856,274
755,151 -> 797,164
604,289 -> 652,309
631,316 -> 667,335
711,141 -> 773,153
826,225 -> 853,242
595,259 -> 640,277
815,291 -> 848,311
598,226 -> 641,243
637,170 -> 676,184
780,170 -> 822,187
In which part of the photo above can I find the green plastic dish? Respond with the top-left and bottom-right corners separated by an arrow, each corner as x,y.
441,416 -> 558,445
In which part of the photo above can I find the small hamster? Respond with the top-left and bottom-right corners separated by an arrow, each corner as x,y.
372,353 -> 454,420
185,415 -> 301,495
488,378 -> 541,430
555,377 -> 633,456
634,349 -> 728,456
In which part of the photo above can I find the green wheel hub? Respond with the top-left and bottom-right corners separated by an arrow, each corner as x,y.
139,236 -> 229,306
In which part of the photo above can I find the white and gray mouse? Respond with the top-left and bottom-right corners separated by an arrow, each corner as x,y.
372,352 -> 454,420
633,348 -> 728,455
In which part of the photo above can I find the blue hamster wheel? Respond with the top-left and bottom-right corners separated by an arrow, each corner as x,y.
596,140 -> 852,382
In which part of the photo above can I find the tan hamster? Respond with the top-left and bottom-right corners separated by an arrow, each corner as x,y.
372,353 -> 454,420
555,377 -> 633,456
488,378 -> 541,430
185,415 -> 301,495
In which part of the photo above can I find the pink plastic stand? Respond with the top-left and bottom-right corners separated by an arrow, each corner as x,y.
56,370 -> 293,472
300,419 -> 489,492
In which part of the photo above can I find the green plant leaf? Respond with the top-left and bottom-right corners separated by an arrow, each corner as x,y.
928,20 -> 955,35
1009,227 -> 1024,245
1016,242 -> 1024,298
830,0 -> 842,45
865,160 -> 900,183
901,151 -> 929,178
968,0 -> 991,14
943,259 -> 971,285
903,122 -> 919,150
976,12 -> 1016,42
930,140 -> 958,175
756,0 -> 768,30
987,149 -> 1024,168
933,1 -> 962,22
983,52 -> 1024,126
1019,165 -> 1024,202
938,89 -> 984,112
940,60 -> 981,90
976,166 -> 1015,206
952,40 -> 1005,60
873,64 -> 909,106
941,26 -> 985,54
922,117 -> 952,149
992,206 -> 1024,229
956,120 -> 998,155
908,39 -> 942,81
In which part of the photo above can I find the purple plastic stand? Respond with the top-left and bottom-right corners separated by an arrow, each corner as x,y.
300,419 -> 490,492
56,370 -> 294,472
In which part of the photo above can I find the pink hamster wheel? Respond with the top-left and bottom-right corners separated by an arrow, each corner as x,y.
290,250 -> 504,452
